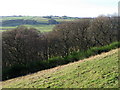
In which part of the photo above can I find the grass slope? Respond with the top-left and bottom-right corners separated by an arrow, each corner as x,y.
2,48 -> 119,88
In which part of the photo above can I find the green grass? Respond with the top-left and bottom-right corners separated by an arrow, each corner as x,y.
1,16 -> 55,32
23,25 -> 55,32
1,16 -> 56,32
1,16 -> 76,32
2,48 -> 119,88
0,26 -> 17,30
1,16 -> 75,22
1,16 -> 38,21
0,30 -> 6,31
0,24 -> 55,32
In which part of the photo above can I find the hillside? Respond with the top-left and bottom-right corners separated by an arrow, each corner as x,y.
0,16 -> 77,32
2,48 -> 119,88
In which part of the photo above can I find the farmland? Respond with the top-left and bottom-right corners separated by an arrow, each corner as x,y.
0,16 -> 77,32
0,25 -> 55,32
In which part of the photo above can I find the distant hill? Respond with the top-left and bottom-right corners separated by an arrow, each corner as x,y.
1,19 -> 59,26
0,16 -> 80,31
2,48 -> 119,88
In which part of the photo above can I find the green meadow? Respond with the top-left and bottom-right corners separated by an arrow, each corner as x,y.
0,25 -> 55,32
0,16 -> 76,32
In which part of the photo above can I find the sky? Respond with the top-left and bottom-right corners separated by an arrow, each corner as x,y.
0,0 -> 119,17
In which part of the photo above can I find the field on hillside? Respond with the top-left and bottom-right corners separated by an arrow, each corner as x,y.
2,48 -> 119,88
1,16 -> 76,22
0,16 -> 77,32
0,25 -> 55,32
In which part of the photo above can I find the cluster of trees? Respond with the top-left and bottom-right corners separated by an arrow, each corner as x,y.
2,19 -> 43,26
47,16 -> 118,57
2,16 -> 118,80
42,15 -> 79,19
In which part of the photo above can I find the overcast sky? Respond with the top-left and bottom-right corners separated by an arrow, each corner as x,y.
0,0 -> 119,17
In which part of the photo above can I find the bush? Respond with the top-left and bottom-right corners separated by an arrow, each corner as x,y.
65,52 -> 79,62
48,57 -> 65,67
3,64 -> 27,80
25,60 -> 49,73
85,42 -> 120,57
64,41 -> 120,64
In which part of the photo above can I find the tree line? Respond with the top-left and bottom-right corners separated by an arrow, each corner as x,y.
1,19 -> 59,26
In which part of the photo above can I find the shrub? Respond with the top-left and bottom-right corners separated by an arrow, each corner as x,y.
87,42 -> 120,56
65,52 -> 79,62
48,57 -> 65,67
25,60 -> 49,73
3,64 -> 27,80
65,41 -> 120,63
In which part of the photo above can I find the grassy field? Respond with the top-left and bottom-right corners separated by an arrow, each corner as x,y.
0,16 -> 77,32
1,16 -> 47,22
1,16 -> 76,22
0,26 -> 17,30
23,25 -> 55,32
0,25 -> 55,32
0,16 -> 55,32
2,48 -> 119,88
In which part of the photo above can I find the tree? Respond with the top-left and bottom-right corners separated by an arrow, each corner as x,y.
87,16 -> 117,46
